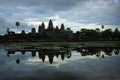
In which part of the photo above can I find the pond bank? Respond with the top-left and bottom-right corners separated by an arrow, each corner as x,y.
0,41 -> 120,47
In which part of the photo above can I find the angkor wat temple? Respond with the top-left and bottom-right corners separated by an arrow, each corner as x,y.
3,19 -> 73,41
0,19 -> 120,41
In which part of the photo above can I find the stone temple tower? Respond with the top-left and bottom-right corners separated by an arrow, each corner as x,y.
60,23 -> 65,31
38,22 -> 45,33
47,19 -> 54,31
38,22 -> 45,36
31,28 -> 36,35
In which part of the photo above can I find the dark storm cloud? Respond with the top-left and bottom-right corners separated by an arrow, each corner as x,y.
0,17 -> 7,34
0,0 -> 87,11
0,0 -> 88,21
0,0 -> 120,34
59,0 -> 120,25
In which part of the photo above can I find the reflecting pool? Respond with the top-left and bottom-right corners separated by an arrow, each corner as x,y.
0,44 -> 120,80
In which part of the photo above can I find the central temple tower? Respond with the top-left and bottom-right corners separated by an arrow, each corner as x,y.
47,19 -> 54,31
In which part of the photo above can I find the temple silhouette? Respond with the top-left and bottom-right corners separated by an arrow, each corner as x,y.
4,19 -> 73,41
0,19 -> 120,41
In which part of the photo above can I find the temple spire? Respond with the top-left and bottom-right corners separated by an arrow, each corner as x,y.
38,22 -> 45,35
47,19 -> 54,30
42,22 -> 45,28
61,23 -> 64,31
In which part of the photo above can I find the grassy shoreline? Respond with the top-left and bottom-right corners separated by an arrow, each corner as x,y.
0,41 -> 120,46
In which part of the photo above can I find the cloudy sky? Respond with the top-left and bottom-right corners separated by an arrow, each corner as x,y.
0,0 -> 120,34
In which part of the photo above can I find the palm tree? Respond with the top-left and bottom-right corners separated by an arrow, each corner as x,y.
101,25 -> 104,40
96,28 -> 100,32
16,22 -> 20,28
95,28 -> 100,40
101,25 -> 104,31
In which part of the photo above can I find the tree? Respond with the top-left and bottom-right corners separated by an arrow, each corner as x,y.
113,28 -> 120,40
66,28 -> 73,41
16,22 -> 20,28
102,29 -> 113,40
80,28 -> 98,40
95,28 -> 100,32
101,25 -> 104,31
95,28 -> 101,40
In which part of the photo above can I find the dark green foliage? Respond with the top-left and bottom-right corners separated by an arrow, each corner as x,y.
113,28 -> 120,40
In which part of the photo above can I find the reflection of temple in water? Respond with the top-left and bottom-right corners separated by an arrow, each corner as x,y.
7,49 -> 71,64
6,46 -> 120,64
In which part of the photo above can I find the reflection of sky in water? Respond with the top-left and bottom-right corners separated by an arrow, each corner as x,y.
0,45 -> 120,80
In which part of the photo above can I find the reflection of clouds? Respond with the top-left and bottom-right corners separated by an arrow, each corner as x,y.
81,55 -> 98,59
26,56 -> 48,64
27,57 -> 43,63
0,45 -> 120,80
69,51 -> 98,60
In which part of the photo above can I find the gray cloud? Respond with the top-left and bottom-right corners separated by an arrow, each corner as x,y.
0,17 -> 7,34
0,0 -> 120,34
0,0 -> 86,10
57,0 -> 120,25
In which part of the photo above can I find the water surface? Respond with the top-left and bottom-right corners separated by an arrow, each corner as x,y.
0,44 -> 120,80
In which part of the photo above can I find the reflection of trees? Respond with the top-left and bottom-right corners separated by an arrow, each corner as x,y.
16,55 -> 20,64
113,48 -> 120,55
75,47 -> 101,56
66,50 -> 71,58
16,58 -> 20,64
75,47 -> 120,57
102,48 -> 113,56
7,51 -> 15,57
